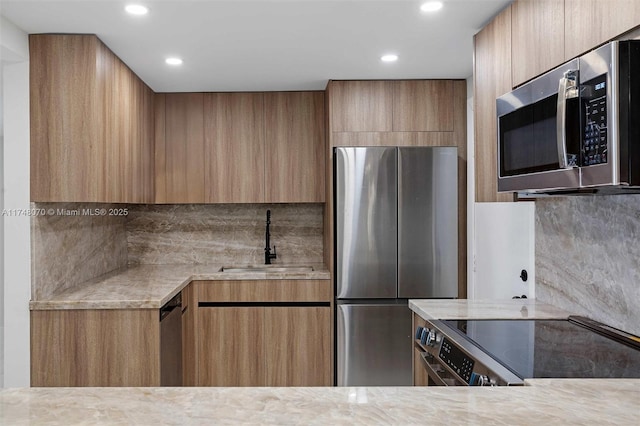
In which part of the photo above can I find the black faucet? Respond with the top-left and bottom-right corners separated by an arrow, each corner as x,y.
265,209 -> 277,264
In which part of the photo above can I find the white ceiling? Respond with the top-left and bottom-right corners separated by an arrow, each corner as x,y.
1,0 -> 512,92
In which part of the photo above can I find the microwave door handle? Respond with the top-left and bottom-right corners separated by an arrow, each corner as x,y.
556,70 -> 579,169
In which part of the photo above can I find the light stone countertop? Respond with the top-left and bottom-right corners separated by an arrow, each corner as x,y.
1,380 -> 639,425
409,298 -> 573,321
29,263 -> 330,310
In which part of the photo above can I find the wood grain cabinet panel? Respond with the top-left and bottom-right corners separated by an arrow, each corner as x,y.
330,81 -> 393,132
194,280 -> 331,303
182,283 -> 197,386
196,307 -> 265,386
565,0 -> 640,59
140,84 -> 156,203
193,280 -> 331,386
392,80 -> 454,131
162,93 -> 205,203
264,307 -> 331,386
30,34 -> 154,203
204,92 -> 265,203
30,35 -> 101,202
31,309 -> 160,387
511,0 -> 565,87
265,91 -> 325,202
474,6 -> 514,203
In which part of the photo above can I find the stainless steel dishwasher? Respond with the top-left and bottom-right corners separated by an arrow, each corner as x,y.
160,292 -> 182,386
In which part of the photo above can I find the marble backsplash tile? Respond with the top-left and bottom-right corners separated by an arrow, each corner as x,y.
535,195 -> 640,336
31,203 -> 128,300
126,204 -> 323,266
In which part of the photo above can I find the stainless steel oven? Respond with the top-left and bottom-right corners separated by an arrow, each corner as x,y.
497,40 -> 640,194
414,316 -> 640,386
414,319 -> 522,386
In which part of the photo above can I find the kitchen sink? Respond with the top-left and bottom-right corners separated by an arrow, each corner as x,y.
219,265 -> 314,273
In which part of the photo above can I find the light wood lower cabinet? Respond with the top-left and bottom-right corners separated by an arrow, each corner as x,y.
31,280 -> 331,387
193,280 -> 332,387
264,307 -> 331,386
31,309 -> 160,387
197,307 -> 265,386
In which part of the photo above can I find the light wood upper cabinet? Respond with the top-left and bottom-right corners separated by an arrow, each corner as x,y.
158,93 -> 205,203
330,81 -> 393,132
265,92 -> 325,203
565,0 -> 640,59
204,93 -> 265,203
156,91 -> 325,204
30,34 -> 154,203
511,0 -> 565,87
329,80 -> 456,134
30,35 -> 101,202
392,80 -> 454,131
474,6 -> 514,203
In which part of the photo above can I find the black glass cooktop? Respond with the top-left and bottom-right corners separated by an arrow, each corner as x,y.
443,319 -> 640,379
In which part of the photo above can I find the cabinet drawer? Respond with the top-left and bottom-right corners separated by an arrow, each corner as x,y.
193,280 -> 331,303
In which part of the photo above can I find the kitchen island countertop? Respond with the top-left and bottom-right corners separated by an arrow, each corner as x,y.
30,263 -> 330,310
1,380 -> 638,425
409,298 -> 573,321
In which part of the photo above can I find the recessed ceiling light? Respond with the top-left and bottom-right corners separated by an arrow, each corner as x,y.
420,1 -> 443,13
165,57 -> 183,66
125,4 -> 149,16
381,54 -> 399,63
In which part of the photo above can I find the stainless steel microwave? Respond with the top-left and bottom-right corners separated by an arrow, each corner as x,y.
497,40 -> 640,194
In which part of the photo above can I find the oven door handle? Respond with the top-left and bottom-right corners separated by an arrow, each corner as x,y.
556,69 -> 579,169
419,352 -> 450,386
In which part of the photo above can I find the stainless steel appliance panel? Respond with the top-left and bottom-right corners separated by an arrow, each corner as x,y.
335,147 -> 398,299
579,41 -> 618,188
160,293 -> 183,386
497,58 -> 581,193
398,147 -> 458,298
336,302 -> 412,386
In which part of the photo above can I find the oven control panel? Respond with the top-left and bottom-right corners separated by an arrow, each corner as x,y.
438,337 -> 475,383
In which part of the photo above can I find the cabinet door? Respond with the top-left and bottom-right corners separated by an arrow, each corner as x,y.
30,35 -> 101,202
565,0 -> 640,59
196,307 -> 264,386
474,6 -> 514,202
264,307 -> 331,386
31,309 -> 160,387
160,93 -> 205,203
511,0 -> 565,87
117,60 -> 134,202
330,81 -> 393,132
265,92 -> 325,202
204,93 -> 265,203
140,84 -> 156,203
392,81 -> 454,131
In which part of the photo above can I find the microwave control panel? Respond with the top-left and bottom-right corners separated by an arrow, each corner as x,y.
581,74 -> 608,166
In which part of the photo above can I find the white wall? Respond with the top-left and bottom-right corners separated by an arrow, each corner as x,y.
1,15 -> 31,387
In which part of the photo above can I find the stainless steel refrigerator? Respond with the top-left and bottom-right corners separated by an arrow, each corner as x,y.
334,146 -> 458,386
